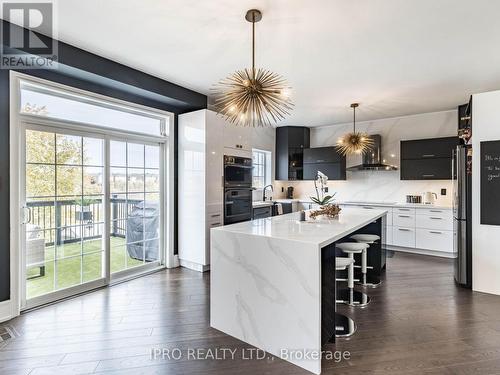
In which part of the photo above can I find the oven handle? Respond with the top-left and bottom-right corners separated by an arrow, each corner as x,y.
224,165 -> 253,169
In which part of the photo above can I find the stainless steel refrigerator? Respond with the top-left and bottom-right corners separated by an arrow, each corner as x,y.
453,144 -> 472,288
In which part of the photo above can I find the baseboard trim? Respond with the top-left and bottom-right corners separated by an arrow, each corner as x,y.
387,246 -> 455,259
0,300 -> 13,323
179,259 -> 210,272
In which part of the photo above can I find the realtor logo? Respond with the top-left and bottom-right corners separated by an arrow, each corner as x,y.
1,1 -> 58,68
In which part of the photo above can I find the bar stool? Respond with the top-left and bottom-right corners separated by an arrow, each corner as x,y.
350,234 -> 382,288
336,243 -> 371,307
334,257 -> 356,338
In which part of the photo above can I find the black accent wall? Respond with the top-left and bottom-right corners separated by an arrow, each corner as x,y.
0,21 -> 207,302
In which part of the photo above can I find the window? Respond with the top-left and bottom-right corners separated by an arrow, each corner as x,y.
20,81 -> 168,137
252,149 -> 271,189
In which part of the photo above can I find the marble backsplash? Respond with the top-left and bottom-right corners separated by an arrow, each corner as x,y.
274,173 -> 453,206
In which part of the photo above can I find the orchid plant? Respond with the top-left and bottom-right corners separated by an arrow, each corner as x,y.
310,171 -> 336,206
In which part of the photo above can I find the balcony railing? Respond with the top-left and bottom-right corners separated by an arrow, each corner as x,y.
26,196 -> 142,246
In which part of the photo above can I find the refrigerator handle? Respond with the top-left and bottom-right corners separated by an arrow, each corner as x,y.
452,148 -> 456,214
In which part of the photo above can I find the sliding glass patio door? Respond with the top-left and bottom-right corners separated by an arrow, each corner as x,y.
22,125 -> 164,308
109,140 -> 162,275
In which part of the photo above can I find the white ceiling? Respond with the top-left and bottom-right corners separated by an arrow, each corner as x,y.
51,0 -> 500,126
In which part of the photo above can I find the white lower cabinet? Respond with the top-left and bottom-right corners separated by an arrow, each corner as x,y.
416,229 -> 454,253
392,226 -> 416,248
335,203 -> 454,256
416,215 -> 453,231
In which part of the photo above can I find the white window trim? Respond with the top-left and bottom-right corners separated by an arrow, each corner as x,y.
252,148 -> 272,189
8,71 -> 176,319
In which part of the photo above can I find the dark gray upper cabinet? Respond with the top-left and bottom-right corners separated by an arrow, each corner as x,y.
303,147 -> 346,180
303,147 -> 343,164
275,126 -> 310,180
400,136 -> 459,180
401,137 -> 458,160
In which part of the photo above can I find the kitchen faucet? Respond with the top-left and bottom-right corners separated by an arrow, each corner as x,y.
263,184 -> 274,201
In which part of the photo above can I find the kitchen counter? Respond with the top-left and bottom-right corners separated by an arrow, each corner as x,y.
273,198 -> 452,210
340,201 -> 452,209
210,207 -> 387,374
216,207 -> 387,248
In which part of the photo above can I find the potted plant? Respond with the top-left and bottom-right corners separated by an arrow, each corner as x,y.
309,171 -> 341,219
310,171 -> 336,206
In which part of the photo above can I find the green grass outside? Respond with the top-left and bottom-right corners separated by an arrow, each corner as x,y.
27,236 -> 145,299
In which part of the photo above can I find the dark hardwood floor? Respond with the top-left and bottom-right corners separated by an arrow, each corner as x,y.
2,252 -> 500,375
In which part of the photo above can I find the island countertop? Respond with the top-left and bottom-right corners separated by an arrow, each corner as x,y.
211,206 -> 388,374
212,206 -> 388,248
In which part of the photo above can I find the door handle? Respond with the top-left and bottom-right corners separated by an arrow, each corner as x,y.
22,206 -> 32,224
422,174 -> 435,178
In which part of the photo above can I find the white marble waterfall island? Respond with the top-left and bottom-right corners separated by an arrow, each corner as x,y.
210,207 -> 388,374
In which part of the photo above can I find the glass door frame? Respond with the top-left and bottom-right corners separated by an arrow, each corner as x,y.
106,133 -> 166,283
20,122 -> 109,309
19,119 -> 169,310
10,71 -> 174,315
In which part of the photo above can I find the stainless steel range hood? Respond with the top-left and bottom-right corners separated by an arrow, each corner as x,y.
346,134 -> 398,171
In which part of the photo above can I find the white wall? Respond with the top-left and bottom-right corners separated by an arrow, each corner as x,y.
472,90 -> 500,295
275,110 -> 457,205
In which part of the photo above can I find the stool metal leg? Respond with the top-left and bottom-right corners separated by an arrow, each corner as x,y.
337,288 -> 370,307
355,243 -> 382,288
337,252 -> 371,307
332,313 -> 356,339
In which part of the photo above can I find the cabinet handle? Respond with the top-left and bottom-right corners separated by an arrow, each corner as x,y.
422,154 -> 435,158
398,215 -> 411,218
422,174 -> 435,178
211,213 -> 221,218
430,231 -> 442,234
210,222 -> 221,226
398,228 -> 411,231
430,217 -> 442,220
398,208 -> 410,211
429,210 -> 442,213
363,206 -> 374,209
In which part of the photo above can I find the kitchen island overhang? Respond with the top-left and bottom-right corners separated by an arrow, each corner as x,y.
210,208 -> 388,374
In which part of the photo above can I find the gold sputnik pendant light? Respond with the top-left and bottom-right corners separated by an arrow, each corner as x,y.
336,103 -> 374,155
212,9 -> 293,127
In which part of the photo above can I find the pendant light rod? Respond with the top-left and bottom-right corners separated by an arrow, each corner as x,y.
246,9 -> 262,76
351,103 -> 359,133
252,13 -> 255,73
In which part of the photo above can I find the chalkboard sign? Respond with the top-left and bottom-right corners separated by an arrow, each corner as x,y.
481,141 -> 500,225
